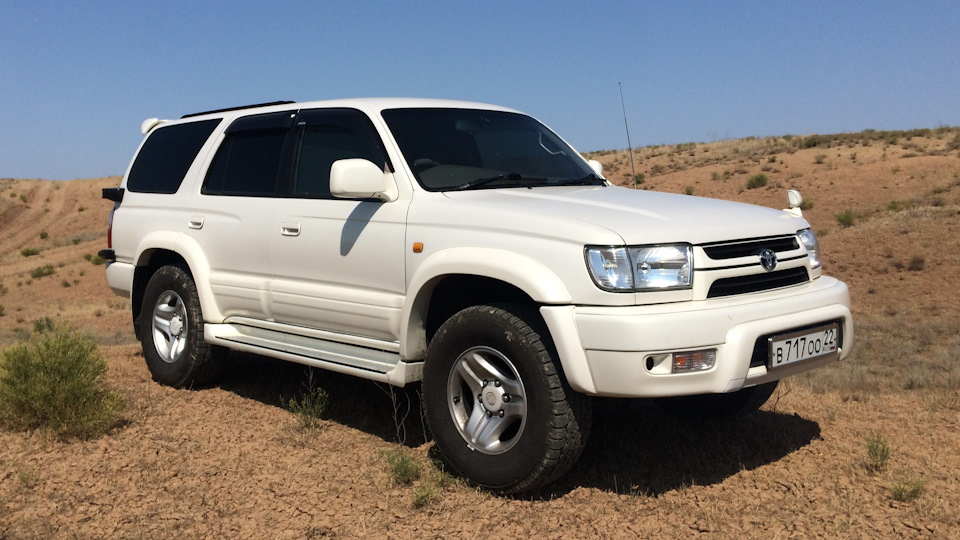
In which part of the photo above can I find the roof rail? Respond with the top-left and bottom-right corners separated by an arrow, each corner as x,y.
181,101 -> 296,119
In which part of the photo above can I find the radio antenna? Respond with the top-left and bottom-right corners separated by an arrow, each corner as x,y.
619,82 -> 638,189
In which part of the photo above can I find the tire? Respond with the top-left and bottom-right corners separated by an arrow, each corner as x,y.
140,265 -> 226,388
422,303 -> 591,494
655,380 -> 779,420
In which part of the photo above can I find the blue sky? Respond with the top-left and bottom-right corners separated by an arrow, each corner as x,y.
2,1 -> 958,180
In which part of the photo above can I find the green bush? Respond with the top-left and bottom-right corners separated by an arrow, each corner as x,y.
0,327 -> 125,439
684,186 -> 694,195
836,209 -> 856,228
30,265 -> 55,279
865,432 -> 890,472
39,231 -> 48,240
814,153 -> 828,164
384,447 -> 420,486
20,247 -> 39,257
746,173 -> 768,189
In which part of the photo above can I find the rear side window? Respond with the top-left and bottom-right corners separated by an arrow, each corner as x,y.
203,111 -> 294,196
127,119 -> 220,193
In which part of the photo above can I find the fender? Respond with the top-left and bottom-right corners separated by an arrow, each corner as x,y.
134,231 -> 223,322
400,247 -> 572,360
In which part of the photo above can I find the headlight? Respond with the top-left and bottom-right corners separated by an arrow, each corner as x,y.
585,244 -> 693,292
797,229 -> 821,269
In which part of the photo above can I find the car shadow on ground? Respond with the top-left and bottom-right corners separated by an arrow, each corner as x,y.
215,351 -> 430,447
544,396 -> 822,498
216,351 -> 820,497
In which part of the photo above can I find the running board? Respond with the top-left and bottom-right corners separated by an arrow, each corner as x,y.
204,323 -> 422,386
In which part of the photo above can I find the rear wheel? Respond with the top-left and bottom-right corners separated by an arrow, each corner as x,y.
423,304 -> 591,493
655,381 -> 779,420
140,265 -> 226,388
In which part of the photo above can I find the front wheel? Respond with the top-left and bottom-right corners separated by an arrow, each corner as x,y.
423,304 -> 591,494
140,265 -> 225,388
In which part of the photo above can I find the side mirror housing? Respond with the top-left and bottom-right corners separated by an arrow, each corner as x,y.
330,159 -> 398,202
587,159 -> 604,177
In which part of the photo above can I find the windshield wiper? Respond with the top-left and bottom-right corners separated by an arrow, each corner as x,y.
456,172 -> 547,191
557,174 -> 607,186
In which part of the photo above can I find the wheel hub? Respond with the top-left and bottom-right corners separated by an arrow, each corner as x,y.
480,380 -> 508,413
169,315 -> 183,337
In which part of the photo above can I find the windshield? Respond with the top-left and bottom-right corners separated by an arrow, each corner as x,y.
381,108 -> 601,191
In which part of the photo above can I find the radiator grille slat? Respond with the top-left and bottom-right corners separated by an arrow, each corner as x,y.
707,267 -> 809,298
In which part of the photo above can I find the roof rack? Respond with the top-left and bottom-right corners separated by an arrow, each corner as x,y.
181,101 -> 296,119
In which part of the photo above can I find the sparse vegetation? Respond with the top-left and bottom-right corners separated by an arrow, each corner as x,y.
684,185 -> 694,195
835,209 -> 856,228
30,265 -> 55,279
39,231 -> 48,240
20,247 -> 39,257
814,153 -> 827,164
84,253 -> 106,265
890,475 -> 926,502
633,173 -> 645,185
865,432 -> 891,473
0,326 -> 125,439
746,173 -> 768,189
384,447 -> 420,486
0,305 -> 4,317
907,255 -> 925,271
282,368 -> 329,430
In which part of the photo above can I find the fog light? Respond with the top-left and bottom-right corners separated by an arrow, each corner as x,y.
672,349 -> 716,373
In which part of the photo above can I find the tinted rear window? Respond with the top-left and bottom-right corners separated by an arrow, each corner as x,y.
127,119 -> 220,193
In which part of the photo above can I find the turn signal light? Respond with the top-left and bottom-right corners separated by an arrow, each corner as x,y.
672,349 -> 716,373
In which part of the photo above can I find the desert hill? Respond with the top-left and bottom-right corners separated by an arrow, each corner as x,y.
1,128 -> 959,537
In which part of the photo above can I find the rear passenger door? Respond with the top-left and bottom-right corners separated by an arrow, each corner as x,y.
270,109 -> 408,342
187,111 -> 295,320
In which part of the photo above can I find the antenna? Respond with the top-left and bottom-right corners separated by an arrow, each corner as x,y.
619,82 -> 638,189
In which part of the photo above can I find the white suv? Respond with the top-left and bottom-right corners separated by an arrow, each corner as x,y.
101,98 -> 852,493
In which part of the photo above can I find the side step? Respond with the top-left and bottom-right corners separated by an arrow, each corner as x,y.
204,322 -> 422,386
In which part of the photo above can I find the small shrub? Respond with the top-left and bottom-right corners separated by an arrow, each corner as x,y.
282,367 -> 329,429
71,236 -> 81,245
39,231 -> 48,240
865,432 -> 891,472
890,476 -> 926,502
61,280 -> 71,288
684,186 -> 694,195
77,206 -> 85,213
710,171 -> 721,181
633,173 -> 645,185
0,305 -> 4,317
412,482 -> 440,509
33,317 -> 54,334
30,265 -> 55,279
836,209 -> 856,228
767,155 -> 777,163
814,153 -> 827,164
19,194 -> 26,203
746,173 -> 768,189
887,200 -> 904,212
88,254 -> 105,266
0,283 -> 7,296
384,447 -> 420,486
907,255 -> 925,271
83,253 -> 92,261
0,326 -> 125,439
20,248 -> 39,257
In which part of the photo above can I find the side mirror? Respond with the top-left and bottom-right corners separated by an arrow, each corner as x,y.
784,189 -> 804,217
587,159 -> 604,177
330,159 -> 398,202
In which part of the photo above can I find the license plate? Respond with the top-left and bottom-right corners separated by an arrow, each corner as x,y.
768,323 -> 839,368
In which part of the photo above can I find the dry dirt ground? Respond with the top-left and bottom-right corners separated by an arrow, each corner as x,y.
1,129 -> 960,538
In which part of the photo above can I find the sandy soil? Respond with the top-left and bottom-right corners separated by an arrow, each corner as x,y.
1,129 -> 959,538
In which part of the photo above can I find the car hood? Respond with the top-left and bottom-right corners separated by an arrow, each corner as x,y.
440,185 -> 809,245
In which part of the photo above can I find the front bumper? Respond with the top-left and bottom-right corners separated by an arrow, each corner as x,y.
540,276 -> 852,398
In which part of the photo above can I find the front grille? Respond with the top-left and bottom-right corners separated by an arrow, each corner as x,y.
707,267 -> 809,298
702,236 -> 799,260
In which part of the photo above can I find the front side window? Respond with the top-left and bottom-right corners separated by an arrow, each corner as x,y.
381,108 -> 598,191
291,109 -> 391,198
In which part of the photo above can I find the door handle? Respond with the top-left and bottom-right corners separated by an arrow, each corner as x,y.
281,221 -> 301,236
188,216 -> 204,229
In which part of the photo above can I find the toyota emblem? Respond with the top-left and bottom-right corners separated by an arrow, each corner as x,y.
759,249 -> 778,271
